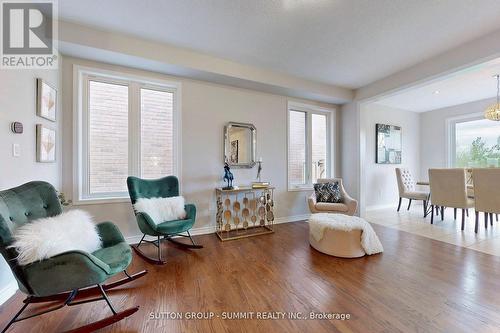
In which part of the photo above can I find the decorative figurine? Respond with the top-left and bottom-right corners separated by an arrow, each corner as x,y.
223,162 -> 234,190
256,159 -> 262,182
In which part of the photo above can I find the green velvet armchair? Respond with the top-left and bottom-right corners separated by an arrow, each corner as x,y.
0,181 -> 147,333
127,176 -> 202,265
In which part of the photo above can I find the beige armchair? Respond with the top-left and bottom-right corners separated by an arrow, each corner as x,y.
396,168 -> 429,216
472,168 -> 500,233
308,178 -> 358,216
428,168 -> 474,230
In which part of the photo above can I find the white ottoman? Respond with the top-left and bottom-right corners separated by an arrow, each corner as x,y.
308,213 -> 383,258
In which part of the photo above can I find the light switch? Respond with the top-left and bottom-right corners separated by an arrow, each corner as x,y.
12,144 -> 20,157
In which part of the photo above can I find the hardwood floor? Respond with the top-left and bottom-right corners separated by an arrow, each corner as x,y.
2,221 -> 500,332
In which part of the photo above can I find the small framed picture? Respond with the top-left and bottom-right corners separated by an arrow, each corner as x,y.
36,125 -> 56,163
36,78 -> 57,122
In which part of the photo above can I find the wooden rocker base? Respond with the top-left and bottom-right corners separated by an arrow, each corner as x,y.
64,306 -> 139,333
132,244 -> 167,265
2,271 -> 146,333
166,237 -> 204,249
133,232 -> 203,265
25,269 -> 148,304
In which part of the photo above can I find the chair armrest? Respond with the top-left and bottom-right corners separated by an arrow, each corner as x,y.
96,221 -> 126,247
341,190 -> 358,216
185,204 -> 196,220
308,192 -> 319,213
135,211 -> 158,236
22,250 -> 111,296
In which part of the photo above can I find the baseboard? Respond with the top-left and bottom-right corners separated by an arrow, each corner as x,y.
0,280 -> 18,306
124,214 -> 310,244
275,214 -> 310,224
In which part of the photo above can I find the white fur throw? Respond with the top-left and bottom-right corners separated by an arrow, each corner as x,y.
309,213 -> 384,255
10,210 -> 102,266
134,196 -> 187,225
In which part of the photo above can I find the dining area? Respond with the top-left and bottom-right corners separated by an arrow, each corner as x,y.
396,168 -> 500,233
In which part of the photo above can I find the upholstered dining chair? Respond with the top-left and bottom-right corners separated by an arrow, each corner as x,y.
0,181 -> 146,333
428,168 -> 474,230
395,168 -> 429,216
308,178 -> 358,216
127,176 -> 202,265
472,168 -> 500,233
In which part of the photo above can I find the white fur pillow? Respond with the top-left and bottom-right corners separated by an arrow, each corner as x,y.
134,196 -> 187,225
10,210 -> 102,266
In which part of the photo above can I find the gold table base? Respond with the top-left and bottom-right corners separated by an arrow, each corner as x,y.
215,186 -> 275,241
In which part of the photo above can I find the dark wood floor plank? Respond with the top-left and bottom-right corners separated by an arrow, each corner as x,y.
1,221 -> 500,332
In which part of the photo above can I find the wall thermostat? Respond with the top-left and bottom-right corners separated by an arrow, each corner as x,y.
11,122 -> 23,134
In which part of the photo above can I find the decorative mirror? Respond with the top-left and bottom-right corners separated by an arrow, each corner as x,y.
224,122 -> 256,168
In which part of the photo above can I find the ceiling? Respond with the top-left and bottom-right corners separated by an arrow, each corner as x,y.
374,57 -> 500,112
58,0 -> 500,89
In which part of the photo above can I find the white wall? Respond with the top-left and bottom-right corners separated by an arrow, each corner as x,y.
361,104 -> 420,210
419,97 -> 496,180
339,102 -> 361,214
61,56 -> 339,241
0,67 -> 61,303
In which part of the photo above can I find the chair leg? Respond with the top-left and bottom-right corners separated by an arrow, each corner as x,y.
132,234 -> 167,265
475,211 -> 479,233
397,197 -> 402,212
436,206 -> 439,216
1,299 -> 30,333
466,209 -> 469,217
485,212 -> 489,229
157,236 -> 162,262
423,200 -> 427,217
490,213 -> 494,226
454,208 -> 457,220
441,206 -> 444,221
430,205 -> 434,224
98,284 -> 117,315
461,209 -> 465,231
407,199 -> 412,210
497,214 -> 499,222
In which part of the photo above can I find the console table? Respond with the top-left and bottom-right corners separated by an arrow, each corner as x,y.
215,186 -> 275,241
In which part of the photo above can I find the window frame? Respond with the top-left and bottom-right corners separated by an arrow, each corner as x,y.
445,112 -> 484,168
73,65 -> 181,205
287,101 -> 335,191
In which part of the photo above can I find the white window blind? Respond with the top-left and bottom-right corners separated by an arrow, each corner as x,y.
77,68 -> 180,202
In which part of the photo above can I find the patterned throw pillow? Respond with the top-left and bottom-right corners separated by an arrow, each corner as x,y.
314,182 -> 343,203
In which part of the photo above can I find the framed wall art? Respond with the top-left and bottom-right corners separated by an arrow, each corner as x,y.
376,123 -> 401,164
36,125 -> 56,163
36,78 -> 57,122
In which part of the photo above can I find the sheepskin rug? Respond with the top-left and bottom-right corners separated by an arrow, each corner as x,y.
134,196 -> 187,225
10,210 -> 102,266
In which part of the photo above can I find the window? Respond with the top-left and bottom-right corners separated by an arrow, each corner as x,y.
288,102 -> 332,190
76,68 -> 180,202
449,114 -> 500,168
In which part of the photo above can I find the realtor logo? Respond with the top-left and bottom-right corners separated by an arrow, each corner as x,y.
1,0 -> 57,68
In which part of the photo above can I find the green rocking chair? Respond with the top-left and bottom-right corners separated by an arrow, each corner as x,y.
0,181 -> 147,333
127,176 -> 203,265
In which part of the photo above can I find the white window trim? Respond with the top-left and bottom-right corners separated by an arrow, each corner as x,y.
287,101 -> 335,192
73,65 -> 182,205
445,112 -> 484,168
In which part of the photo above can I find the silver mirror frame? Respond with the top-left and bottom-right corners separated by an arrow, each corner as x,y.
224,122 -> 257,168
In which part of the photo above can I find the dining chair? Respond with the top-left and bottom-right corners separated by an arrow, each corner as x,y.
428,168 -> 474,230
472,168 -> 500,233
395,168 -> 429,216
